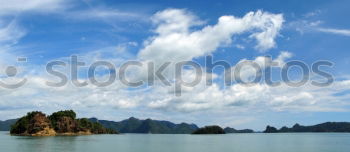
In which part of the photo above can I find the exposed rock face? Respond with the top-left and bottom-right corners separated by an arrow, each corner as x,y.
10,111 -> 56,136
30,127 -> 56,136
27,113 -> 54,135
55,116 -> 77,133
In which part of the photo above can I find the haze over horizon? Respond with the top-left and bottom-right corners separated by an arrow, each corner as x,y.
1,0 -> 350,131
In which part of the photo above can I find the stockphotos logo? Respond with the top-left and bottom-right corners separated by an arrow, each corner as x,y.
1,56 -> 334,96
0,58 -> 27,89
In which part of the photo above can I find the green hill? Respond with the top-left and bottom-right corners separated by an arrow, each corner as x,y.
90,117 -> 199,134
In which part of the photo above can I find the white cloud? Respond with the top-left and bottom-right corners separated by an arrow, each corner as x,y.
274,51 -> 293,65
317,28 -> 350,36
138,9 -> 284,65
142,53 -> 349,113
226,51 -> 293,82
287,19 -> 323,34
146,79 -> 350,113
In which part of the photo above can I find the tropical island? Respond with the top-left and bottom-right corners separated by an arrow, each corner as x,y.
10,110 -> 117,136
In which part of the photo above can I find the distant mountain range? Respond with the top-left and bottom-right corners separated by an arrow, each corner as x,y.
264,122 -> 350,133
89,117 -> 199,134
0,119 -> 18,131
6,116 -> 350,134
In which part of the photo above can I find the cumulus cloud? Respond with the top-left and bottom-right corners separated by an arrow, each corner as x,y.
225,51 -> 293,82
138,9 -> 284,65
142,52 -> 348,113
146,77 -> 350,113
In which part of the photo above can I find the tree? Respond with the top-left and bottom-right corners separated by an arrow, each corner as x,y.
192,125 -> 225,134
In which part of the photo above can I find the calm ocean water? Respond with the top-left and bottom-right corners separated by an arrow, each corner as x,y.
1,131 -> 350,152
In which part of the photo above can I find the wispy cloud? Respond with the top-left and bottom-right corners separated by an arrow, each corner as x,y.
288,19 -> 350,37
0,20 -> 26,45
68,8 -> 148,21
0,0 -> 69,15
303,9 -> 322,18
287,10 -> 350,37
317,28 -> 350,36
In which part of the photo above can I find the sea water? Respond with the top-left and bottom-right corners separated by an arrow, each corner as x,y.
1,131 -> 349,152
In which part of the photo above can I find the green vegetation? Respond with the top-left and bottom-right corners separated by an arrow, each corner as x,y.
48,110 -> 77,131
48,110 -> 76,122
192,125 -> 226,134
77,118 -> 116,134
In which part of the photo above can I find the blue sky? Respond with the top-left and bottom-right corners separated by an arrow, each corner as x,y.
1,0 -> 350,130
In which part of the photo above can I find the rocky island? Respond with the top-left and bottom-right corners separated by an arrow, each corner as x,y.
10,110 -> 117,136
